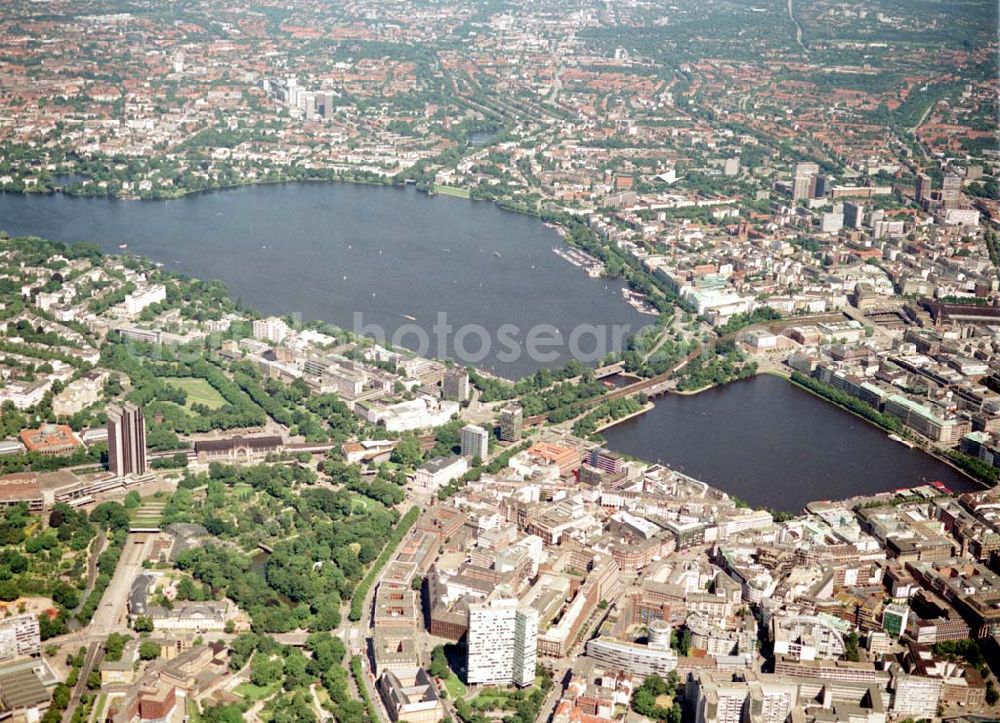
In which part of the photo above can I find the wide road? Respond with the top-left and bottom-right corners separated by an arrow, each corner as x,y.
47,533 -> 155,654
89,533 -> 153,638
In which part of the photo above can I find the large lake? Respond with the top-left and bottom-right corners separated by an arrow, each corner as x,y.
2,186 -> 976,508
602,374 -> 978,512
0,184 -> 649,378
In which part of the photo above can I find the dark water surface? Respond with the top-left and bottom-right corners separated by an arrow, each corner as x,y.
1,186 -> 973,508
602,375 -> 977,511
0,184 -> 649,377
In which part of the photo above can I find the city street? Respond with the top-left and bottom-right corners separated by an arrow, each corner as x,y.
89,533 -> 153,638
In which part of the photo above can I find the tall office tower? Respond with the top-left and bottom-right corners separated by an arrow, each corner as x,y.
107,402 -> 147,477
511,603 -> 538,687
466,597 -> 538,687
460,424 -> 488,460
791,174 -> 812,202
442,368 -> 470,403
915,173 -> 932,205
318,92 -> 336,120
792,162 -> 819,202
941,173 -> 962,206
302,91 -> 316,118
843,201 -> 864,229
499,404 -> 523,442
813,174 -> 829,198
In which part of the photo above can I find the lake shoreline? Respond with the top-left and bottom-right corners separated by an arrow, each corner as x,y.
5,183 -> 988,503
12,172 -> 398,202
586,362 -> 990,497
0,181 -> 649,379
591,402 -> 655,434
600,373 -> 979,511
782,371 -> 988,491
644,367 -> 989,492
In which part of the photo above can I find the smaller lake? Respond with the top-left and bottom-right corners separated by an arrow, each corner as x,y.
601,374 -> 978,512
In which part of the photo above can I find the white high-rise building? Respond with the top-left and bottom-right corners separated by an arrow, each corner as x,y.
300,91 -> 316,117
512,602 -> 538,686
460,424 -> 488,461
124,284 -> 166,316
252,316 -> 290,344
467,597 -> 538,687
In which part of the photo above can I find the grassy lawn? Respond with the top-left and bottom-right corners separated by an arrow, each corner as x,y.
471,689 -> 516,709
471,678 -> 543,710
234,681 -> 280,701
443,672 -> 467,699
348,493 -> 386,514
90,693 -> 108,723
163,377 -> 227,410
185,696 -> 203,723
129,499 -> 165,527
433,184 -> 471,199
